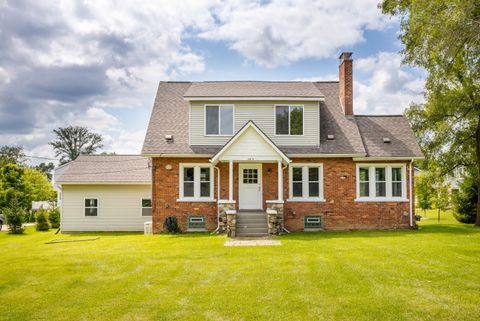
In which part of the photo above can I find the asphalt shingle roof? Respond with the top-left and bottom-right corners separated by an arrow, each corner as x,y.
183,81 -> 323,98
142,81 -> 422,158
56,155 -> 151,184
355,115 -> 423,158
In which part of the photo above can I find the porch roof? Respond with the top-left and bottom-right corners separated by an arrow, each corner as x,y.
210,121 -> 291,165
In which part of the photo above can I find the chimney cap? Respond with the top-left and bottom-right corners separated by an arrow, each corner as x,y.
383,137 -> 391,143
339,52 -> 353,62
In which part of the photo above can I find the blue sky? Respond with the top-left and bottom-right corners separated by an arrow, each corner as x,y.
0,1 -> 425,163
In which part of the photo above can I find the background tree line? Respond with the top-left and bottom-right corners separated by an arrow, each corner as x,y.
1,126 -> 104,233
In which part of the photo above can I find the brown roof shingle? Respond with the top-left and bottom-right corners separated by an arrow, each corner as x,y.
56,155 -> 151,184
355,116 -> 423,158
142,81 -> 422,158
184,81 -> 323,98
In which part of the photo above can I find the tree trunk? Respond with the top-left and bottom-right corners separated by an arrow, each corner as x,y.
476,115 -> 480,227
438,208 -> 440,223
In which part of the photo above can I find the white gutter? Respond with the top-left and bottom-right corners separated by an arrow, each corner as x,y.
409,158 -> 414,227
353,156 -> 425,161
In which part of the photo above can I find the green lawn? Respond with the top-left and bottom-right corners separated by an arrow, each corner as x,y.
1,211 -> 479,321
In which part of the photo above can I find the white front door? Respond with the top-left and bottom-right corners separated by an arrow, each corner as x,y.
239,164 -> 262,210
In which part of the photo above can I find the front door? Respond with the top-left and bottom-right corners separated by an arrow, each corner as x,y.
239,164 -> 262,210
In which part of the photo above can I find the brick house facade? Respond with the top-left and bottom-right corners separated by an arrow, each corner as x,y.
151,156 -> 414,233
143,52 -> 423,235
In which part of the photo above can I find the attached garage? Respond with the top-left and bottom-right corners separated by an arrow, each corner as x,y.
54,155 -> 152,232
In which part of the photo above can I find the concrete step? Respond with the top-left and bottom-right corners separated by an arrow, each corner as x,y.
236,232 -> 269,237
237,224 -> 268,230
236,226 -> 268,233
237,217 -> 267,224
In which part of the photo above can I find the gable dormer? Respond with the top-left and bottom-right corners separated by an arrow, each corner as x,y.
184,81 -> 324,147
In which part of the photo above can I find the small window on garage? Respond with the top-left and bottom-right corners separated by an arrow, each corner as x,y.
188,215 -> 206,231
84,198 -> 98,216
304,215 -> 323,230
141,198 -> 152,216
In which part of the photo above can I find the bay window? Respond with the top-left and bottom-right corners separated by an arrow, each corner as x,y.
289,164 -> 324,201
356,165 -> 407,201
179,164 -> 214,201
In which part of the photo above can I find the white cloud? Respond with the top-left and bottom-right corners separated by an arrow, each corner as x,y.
354,52 -> 425,114
199,0 -> 393,67
0,1 -> 408,163
293,74 -> 338,82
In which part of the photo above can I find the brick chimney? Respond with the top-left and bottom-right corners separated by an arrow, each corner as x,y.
339,52 -> 353,115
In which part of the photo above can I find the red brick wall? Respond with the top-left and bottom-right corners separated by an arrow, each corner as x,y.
152,158 -> 218,233
152,157 -> 415,233
283,158 -> 414,231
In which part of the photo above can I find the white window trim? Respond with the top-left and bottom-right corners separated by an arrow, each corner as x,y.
274,104 -> 305,136
141,198 -> 152,217
84,197 -> 99,217
204,104 -> 235,137
288,163 -> 325,202
178,163 -> 215,202
355,164 -> 408,202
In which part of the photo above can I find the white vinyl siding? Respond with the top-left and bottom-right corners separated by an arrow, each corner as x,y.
189,100 -> 319,146
61,184 -> 152,231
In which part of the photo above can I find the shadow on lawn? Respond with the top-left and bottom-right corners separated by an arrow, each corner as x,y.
280,223 -> 479,241
50,225 -> 479,241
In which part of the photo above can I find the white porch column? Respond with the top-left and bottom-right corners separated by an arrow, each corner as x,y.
229,160 -> 233,201
277,160 -> 283,201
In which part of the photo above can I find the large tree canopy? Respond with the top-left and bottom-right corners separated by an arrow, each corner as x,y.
49,126 -> 103,164
381,0 -> 480,226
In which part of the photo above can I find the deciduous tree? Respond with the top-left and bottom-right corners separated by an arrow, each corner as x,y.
49,126 -> 103,164
381,0 -> 480,226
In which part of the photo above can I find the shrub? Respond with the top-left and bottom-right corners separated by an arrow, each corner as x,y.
48,208 -> 60,228
452,172 -> 477,224
25,210 -> 36,223
4,204 -> 25,234
35,209 -> 50,231
3,206 -> 25,234
164,216 -> 181,233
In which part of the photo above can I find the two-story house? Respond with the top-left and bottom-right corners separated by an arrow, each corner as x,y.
54,52 -> 422,234
141,52 -> 423,236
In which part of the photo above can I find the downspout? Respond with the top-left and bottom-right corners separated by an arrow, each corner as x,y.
212,166 -> 221,234
409,159 -> 414,227
281,163 -> 290,234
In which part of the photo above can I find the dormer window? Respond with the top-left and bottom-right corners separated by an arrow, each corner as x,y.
275,105 -> 303,135
205,105 -> 234,136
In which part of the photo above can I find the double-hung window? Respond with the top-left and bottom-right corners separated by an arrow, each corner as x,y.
179,164 -> 214,201
205,105 -> 234,135
275,105 -> 303,135
356,165 -> 407,201
84,198 -> 98,216
289,164 -> 324,201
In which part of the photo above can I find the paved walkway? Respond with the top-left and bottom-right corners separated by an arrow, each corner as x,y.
0,223 -> 35,231
224,239 -> 282,246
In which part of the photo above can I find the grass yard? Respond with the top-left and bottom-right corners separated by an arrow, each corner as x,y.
1,210 -> 479,321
